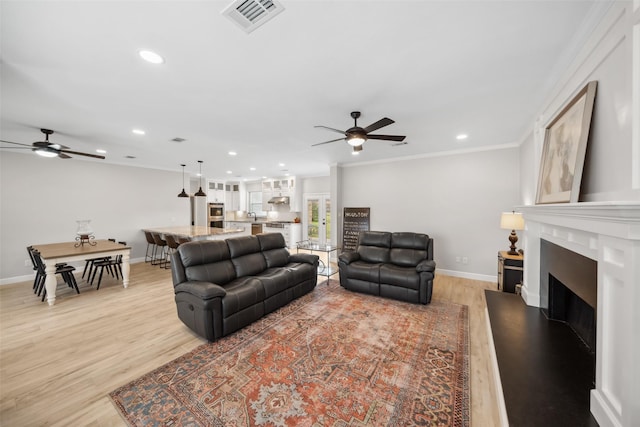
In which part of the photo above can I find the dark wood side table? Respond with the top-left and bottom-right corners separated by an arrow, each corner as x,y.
497,251 -> 524,293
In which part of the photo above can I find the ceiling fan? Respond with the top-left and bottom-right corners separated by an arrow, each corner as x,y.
312,111 -> 406,153
0,128 -> 105,159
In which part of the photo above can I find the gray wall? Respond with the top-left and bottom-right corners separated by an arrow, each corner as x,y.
521,1 -> 639,203
0,152 -> 189,283
338,147 -> 521,279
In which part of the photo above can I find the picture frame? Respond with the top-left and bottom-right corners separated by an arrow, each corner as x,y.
536,81 -> 597,204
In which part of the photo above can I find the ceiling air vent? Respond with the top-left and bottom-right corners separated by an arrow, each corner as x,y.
171,137 -> 186,143
222,0 -> 284,33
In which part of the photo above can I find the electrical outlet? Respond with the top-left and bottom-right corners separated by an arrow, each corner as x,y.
24,259 -> 31,267
455,256 -> 461,263
462,257 -> 468,264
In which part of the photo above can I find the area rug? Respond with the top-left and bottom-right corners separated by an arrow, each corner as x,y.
110,281 -> 470,426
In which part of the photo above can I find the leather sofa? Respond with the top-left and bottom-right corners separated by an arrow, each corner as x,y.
338,231 -> 436,304
170,233 -> 319,341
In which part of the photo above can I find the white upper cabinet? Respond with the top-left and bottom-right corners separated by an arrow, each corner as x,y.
208,181 -> 225,203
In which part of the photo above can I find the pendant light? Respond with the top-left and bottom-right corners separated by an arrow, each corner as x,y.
177,164 -> 188,198
194,160 -> 207,197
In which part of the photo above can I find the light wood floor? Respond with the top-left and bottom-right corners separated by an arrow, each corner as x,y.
0,262 -> 501,426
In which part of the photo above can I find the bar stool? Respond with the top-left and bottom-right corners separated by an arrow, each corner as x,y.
144,231 -> 156,263
151,233 -> 168,267
163,234 -> 180,269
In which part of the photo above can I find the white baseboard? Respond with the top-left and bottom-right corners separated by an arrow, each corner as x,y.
0,257 -> 147,286
437,269 -> 497,283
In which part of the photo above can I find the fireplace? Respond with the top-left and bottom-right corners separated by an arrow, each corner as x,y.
540,239 -> 597,382
517,202 -> 640,427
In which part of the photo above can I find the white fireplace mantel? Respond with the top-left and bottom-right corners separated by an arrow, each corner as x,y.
518,201 -> 640,427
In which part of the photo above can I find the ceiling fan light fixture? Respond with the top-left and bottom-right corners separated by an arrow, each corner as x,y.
34,147 -> 58,158
347,135 -> 366,147
138,50 -> 164,64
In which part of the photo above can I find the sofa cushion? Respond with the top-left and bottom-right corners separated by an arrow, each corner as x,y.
344,260 -> 380,283
257,233 -> 290,268
379,264 -> 420,290
285,262 -> 317,284
179,240 -> 230,267
256,268 -> 291,298
390,232 -> 430,267
358,231 -> 391,264
227,236 -> 268,276
221,277 -> 265,317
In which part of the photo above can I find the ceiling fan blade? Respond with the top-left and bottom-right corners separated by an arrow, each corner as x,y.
312,137 -> 345,147
0,146 -> 33,150
363,117 -> 394,134
58,153 -> 72,159
0,140 -> 32,147
59,149 -> 105,159
314,125 -> 347,135
367,134 -> 406,142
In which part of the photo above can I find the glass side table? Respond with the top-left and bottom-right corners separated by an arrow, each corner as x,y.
296,240 -> 340,277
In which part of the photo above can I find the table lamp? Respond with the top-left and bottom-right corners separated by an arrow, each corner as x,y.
500,211 -> 524,255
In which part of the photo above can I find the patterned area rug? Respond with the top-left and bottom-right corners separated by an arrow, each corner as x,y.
110,281 -> 470,426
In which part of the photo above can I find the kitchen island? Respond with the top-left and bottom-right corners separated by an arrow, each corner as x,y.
142,225 -> 246,240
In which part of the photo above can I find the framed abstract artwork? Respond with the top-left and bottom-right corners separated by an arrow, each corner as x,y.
536,81 -> 597,204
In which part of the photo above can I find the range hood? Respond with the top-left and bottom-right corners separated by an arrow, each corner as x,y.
268,196 -> 289,204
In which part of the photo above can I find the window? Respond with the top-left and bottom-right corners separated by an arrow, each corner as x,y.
248,191 -> 265,216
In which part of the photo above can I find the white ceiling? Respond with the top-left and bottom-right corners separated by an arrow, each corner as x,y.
0,0 -> 609,181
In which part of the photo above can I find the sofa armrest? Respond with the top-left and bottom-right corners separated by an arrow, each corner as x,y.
289,253 -> 319,265
416,259 -> 436,273
338,251 -> 360,264
174,281 -> 227,300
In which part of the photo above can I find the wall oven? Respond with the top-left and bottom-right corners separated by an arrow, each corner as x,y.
208,203 -> 224,228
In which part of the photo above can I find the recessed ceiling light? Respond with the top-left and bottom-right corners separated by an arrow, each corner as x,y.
132,129 -> 146,135
226,170 -> 232,174
228,151 -> 237,156
138,50 -> 164,64
278,163 -> 285,167
96,149 -> 107,154
456,134 -> 468,140
250,167 -> 256,171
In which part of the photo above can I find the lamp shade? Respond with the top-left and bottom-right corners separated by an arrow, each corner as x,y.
500,212 -> 524,230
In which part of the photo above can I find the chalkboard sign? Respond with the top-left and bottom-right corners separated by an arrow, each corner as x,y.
342,207 -> 370,252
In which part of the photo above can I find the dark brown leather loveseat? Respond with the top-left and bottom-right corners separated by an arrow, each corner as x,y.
170,233 -> 319,341
338,231 -> 435,304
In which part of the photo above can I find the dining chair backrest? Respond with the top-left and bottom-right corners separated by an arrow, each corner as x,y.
31,250 -> 46,275
26,246 -> 38,270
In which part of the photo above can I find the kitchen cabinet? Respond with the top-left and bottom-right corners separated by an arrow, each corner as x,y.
225,183 -> 240,211
208,181 -> 225,203
262,180 -> 273,211
261,176 -> 301,213
262,222 -> 301,248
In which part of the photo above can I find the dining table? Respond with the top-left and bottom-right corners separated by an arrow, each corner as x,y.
31,239 -> 131,306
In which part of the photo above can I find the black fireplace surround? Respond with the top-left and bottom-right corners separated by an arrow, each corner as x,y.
540,240 -> 597,376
